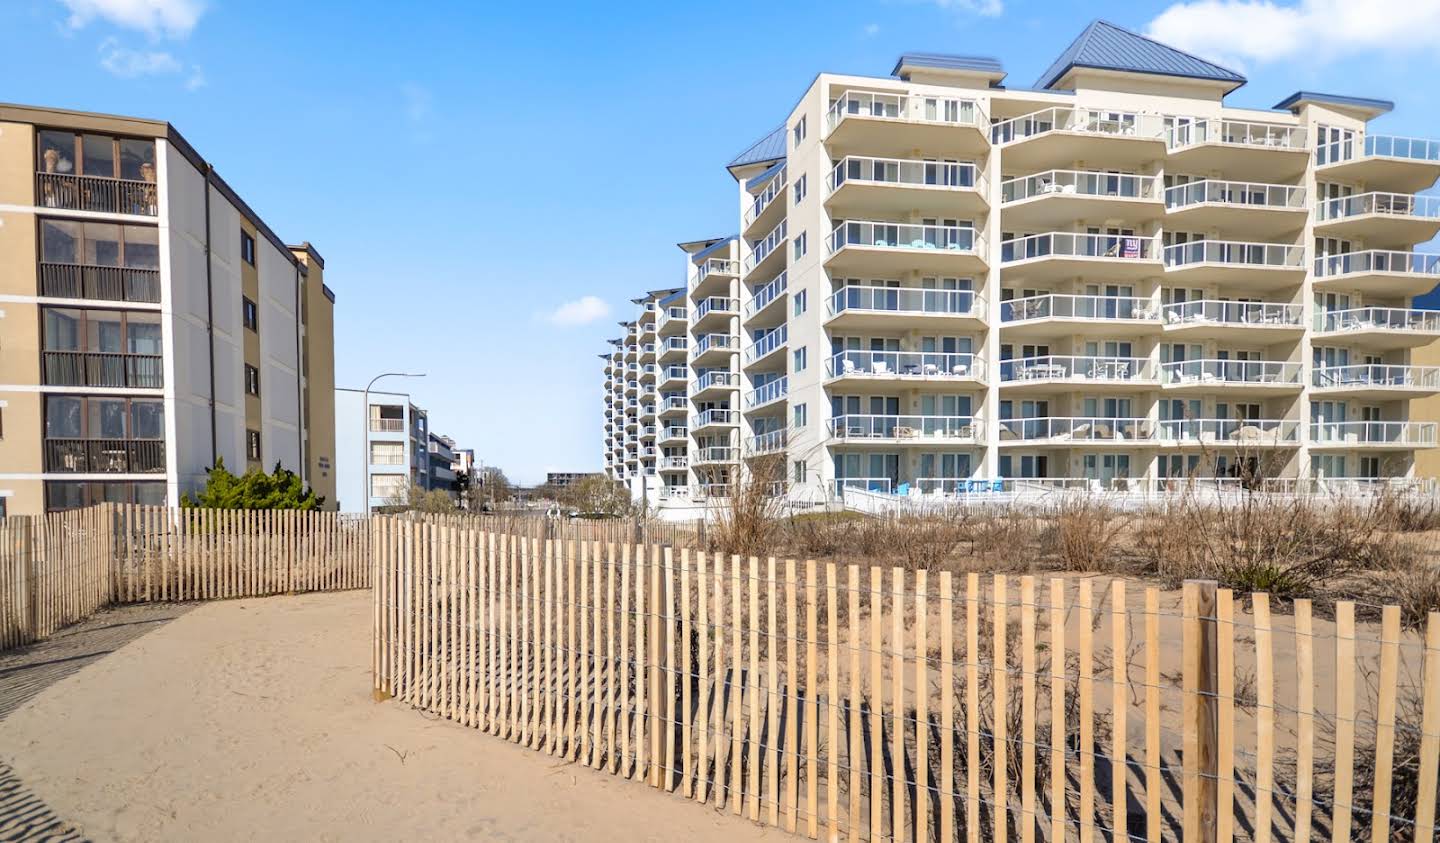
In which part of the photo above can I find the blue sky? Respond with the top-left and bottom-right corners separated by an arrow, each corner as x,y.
4,0 -> 1440,483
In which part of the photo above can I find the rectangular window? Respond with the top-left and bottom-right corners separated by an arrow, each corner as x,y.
793,289 -> 808,316
246,429 -> 261,461
793,175 -> 807,204
242,296 -> 258,331
370,441 -> 404,465
793,231 -> 807,260
370,473 -> 406,500
793,402 -> 807,428
240,230 -> 256,265
793,460 -> 806,485
793,116 -> 807,145
793,347 -> 807,372
245,364 -> 260,396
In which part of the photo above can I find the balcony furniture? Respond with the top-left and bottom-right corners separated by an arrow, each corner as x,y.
873,361 -> 889,375
951,362 -> 970,376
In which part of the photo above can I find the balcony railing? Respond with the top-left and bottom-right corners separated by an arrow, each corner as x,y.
1316,192 -> 1440,222
1311,421 -> 1438,446
751,429 -> 788,454
693,446 -> 737,464
36,172 -> 157,216
827,221 -> 978,254
830,414 -> 981,441
1157,418 -> 1300,444
697,257 -> 740,284
1001,294 -> 1155,323
1001,232 -> 1158,263
42,351 -> 163,389
1164,240 -> 1304,269
1161,300 -> 1303,328
991,107 -> 1165,144
1317,307 -> 1440,334
661,365 -> 688,382
1001,355 -> 1154,383
829,156 -> 981,193
833,477 -> 894,495
661,396 -> 688,412
745,376 -> 788,409
690,333 -> 738,360
44,438 -> 165,473
39,263 -> 161,303
1165,119 -> 1306,151
658,305 -> 688,328
1164,179 -> 1306,211
692,370 -> 739,392
743,164 -> 786,229
1161,359 -> 1302,386
1311,364 -> 1440,390
1001,170 -> 1158,203
661,337 -> 689,353
370,418 -> 404,433
659,455 -> 689,470
691,409 -> 737,429
661,426 -> 688,441
745,325 -> 788,363
829,286 -> 980,319
694,296 -> 738,320
1000,416 -> 1154,442
743,221 -> 786,275
827,350 -> 982,380
745,271 -> 788,319
1313,250 -> 1440,279
1318,134 -> 1440,167
825,90 -> 984,135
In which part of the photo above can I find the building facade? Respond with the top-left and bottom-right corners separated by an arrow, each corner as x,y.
0,103 -> 337,515
428,432 -> 457,499
334,387 -> 430,512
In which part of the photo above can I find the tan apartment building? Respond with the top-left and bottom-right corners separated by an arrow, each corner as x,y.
0,103 -> 337,515
601,19 -> 1440,507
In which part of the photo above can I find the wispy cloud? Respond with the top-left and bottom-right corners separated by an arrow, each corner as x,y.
862,22 -> 880,37
927,0 -> 1003,17
98,37 -> 179,76
1146,0 -> 1440,68
59,0 -> 206,39
546,296 -> 611,327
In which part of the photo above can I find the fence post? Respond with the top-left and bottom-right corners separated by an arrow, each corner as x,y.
1183,579 -> 1220,843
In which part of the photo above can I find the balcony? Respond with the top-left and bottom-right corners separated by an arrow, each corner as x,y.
751,429 -> 789,455
692,445 -> 736,465
659,396 -> 688,417
660,426 -> 687,443
690,333 -> 739,365
1163,180 -> 1307,239
745,376 -> 788,410
744,271 -> 788,327
39,263 -> 161,304
1160,359 -> 1303,395
639,363 -> 657,383
659,455 -> 689,471
743,220 -> 786,283
825,221 -> 984,276
691,408 -> 737,432
36,172 -> 157,216
826,157 -> 987,217
1314,193 -> 1440,245
660,365 -> 688,388
692,296 -> 738,331
999,416 -> 1156,446
623,380 -> 638,396
826,350 -> 984,386
1160,300 -> 1305,341
1312,250 -> 1440,297
370,417 -> 404,433
44,438 -> 165,473
1310,364 -> 1440,400
1314,307 -> 1440,350
991,107 -> 1165,170
1163,240 -> 1305,288
639,425 -> 657,440
999,170 -> 1162,230
658,305 -> 688,336
827,286 -> 984,331
691,370 -> 739,400
999,355 -> 1156,393
1000,232 -> 1160,282
1165,119 -> 1309,180
744,325 -> 788,368
1156,418 -> 1301,447
829,414 -> 982,445
1317,134 -> 1440,194
824,90 -> 988,157
1310,421 -> 1438,449
1000,294 -> 1158,338
743,164 -> 786,237
42,351 -> 163,389
659,336 -> 688,362
696,257 -> 741,296
638,318 -> 656,341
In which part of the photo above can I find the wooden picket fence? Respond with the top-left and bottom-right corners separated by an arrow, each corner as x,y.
372,524 -> 1440,843
0,505 -> 370,652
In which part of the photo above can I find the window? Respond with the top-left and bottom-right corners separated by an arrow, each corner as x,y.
793,460 -> 807,485
793,347 -> 807,372
240,230 -> 256,266
41,307 -> 163,388
39,219 -> 160,302
371,441 -> 404,465
793,231 -> 807,260
793,402 -> 807,428
44,480 -> 164,511
371,473 -> 406,500
245,364 -> 260,396
792,116 -> 807,145
0,497 -> 5,518
793,175 -> 807,204
242,297 -> 258,331
246,429 -> 261,462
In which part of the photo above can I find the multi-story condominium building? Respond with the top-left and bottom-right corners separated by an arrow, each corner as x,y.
546,471 -> 601,489
334,387 -> 431,512
0,103 -> 337,515
603,288 -> 687,504
428,432 -> 457,499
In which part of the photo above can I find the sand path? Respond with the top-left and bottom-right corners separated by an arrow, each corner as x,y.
0,591 -> 787,842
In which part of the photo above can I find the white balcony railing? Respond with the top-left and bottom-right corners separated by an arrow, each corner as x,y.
829,286 -> 981,319
1316,191 -> 1440,223
745,376 -> 788,409
1161,359 -> 1302,386
745,325 -> 788,363
661,396 -> 688,412
1157,418 -> 1301,444
658,305 -> 687,330
830,414 -> 981,442
691,409 -> 737,429
829,156 -> 982,194
1001,232 -> 1159,263
1313,249 -> 1440,279
1001,170 -> 1159,203
1164,179 -> 1307,211
751,429 -> 788,455
659,455 -> 689,470
696,257 -> 739,284
661,336 -> 689,353
745,271 -> 788,319
1317,307 -> 1440,334
692,370 -> 739,392
1161,300 -> 1303,328
1318,134 -> 1440,167
1311,421 -> 1438,446
690,333 -> 738,360
1001,293 -> 1156,323
999,416 -> 1154,442
1164,240 -> 1304,269
827,350 -> 983,381
694,296 -> 738,320
1165,118 -> 1307,151
991,107 -> 1165,144
743,220 -> 786,275
660,426 -> 687,441
661,364 -> 688,383
825,90 -> 985,135
1312,364 -> 1440,390
1000,355 -> 1154,383
693,446 -> 737,464
743,164 -> 787,229
827,221 -> 979,254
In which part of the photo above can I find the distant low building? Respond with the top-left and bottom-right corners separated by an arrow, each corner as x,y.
547,472 -> 601,489
428,433 -> 458,500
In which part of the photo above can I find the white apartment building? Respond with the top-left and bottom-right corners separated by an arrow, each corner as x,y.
334,387 -> 429,512
604,20 -> 1440,505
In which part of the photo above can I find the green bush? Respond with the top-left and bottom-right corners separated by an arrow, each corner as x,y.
181,457 -> 325,510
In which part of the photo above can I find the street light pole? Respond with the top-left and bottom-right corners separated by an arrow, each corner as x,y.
362,371 -> 425,513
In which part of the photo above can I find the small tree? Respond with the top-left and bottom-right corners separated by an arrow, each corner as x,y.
383,481 -> 457,514
181,458 -> 325,510
559,474 -> 633,517
478,466 -> 513,506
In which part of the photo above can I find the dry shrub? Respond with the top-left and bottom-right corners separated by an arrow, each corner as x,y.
1377,491 -> 1440,533
1382,563 -> 1440,630
882,514 -> 966,571
706,454 -> 784,557
963,503 -> 1044,565
1043,497 -> 1131,573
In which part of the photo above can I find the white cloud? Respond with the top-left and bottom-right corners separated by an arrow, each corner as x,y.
547,296 -> 611,327
863,22 -> 881,37
98,37 -> 181,76
1146,0 -> 1440,68
59,0 -> 205,39
928,0 -> 1003,17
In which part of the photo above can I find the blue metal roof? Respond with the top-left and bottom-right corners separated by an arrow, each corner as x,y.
1036,19 -> 1245,93
891,52 -> 1003,79
1273,91 -> 1394,115
692,235 -> 738,263
658,289 -> 685,306
727,125 -> 786,169
745,160 -> 786,191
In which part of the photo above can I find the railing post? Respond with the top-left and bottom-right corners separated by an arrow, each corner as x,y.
1183,579 -> 1220,843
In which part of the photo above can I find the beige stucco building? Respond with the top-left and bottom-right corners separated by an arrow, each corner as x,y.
0,103 -> 337,515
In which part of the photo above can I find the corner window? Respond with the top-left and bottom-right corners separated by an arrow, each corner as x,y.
242,297 -> 258,331
244,364 -> 260,396
240,230 -> 256,266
